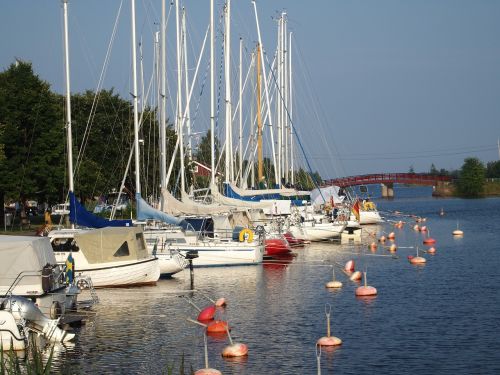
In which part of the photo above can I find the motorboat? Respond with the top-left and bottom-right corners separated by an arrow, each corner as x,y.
48,226 -> 160,288
143,227 -> 264,267
0,236 -> 78,319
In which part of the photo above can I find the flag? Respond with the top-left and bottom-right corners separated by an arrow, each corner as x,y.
65,253 -> 75,284
352,200 -> 360,221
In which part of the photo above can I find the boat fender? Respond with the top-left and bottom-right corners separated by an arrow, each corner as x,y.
238,228 -> 254,243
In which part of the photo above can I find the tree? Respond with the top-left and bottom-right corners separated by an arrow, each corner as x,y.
486,160 -> 500,178
408,165 -> 415,173
0,61 -> 65,204
429,163 -> 438,175
457,157 -> 485,197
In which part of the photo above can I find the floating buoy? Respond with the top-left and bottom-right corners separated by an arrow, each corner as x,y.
344,260 -> 355,272
369,242 -> 377,251
198,305 -> 216,322
388,232 -> 395,240
379,235 -> 386,243
453,229 -> 463,236
427,247 -> 436,254
207,320 -> 229,334
195,370 -> 222,375
408,256 -> 426,264
350,271 -> 362,281
388,244 -> 397,252
419,226 -> 427,232
440,208 -> 445,216
423,237 -> 436,245
316,304 -> 342,347
221,324 -> 248,358
325,268 -> 342,289
413,224 -> 420,231
355,272 -> 377,297
215,298 -> 227,307
222,343 -> 248,357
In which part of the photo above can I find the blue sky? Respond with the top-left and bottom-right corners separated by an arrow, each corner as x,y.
1,0 -> 499,179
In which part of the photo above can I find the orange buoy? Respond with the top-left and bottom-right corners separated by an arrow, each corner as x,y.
369,242 -> 377,251
388,244 -> 397,252
344,260 -> 355,272
388,232 -> 395,240
316,304 -> 342,347
355,272 -> 377,296
350,271 -> 362,281
195,370 -> 222,375
427,247 -> 436,254
207,320 -> 229,334
408,255 -> 426,264
419,226 -> 427,232
379,235 -> 386,243
222,343 -> 248,357
413,224 -> 420,231
325,269 -> 342,288
423,237 -> 436,245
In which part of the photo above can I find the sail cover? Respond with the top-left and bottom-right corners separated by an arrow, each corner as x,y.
210,184 -> 273,209
161,188 -> 235,216
69,191 -> 133,228
136,193 -> 190,230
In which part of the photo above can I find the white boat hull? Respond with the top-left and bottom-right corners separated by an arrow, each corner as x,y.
155,252 -> 187,276
71,258 -> 160,288
290,222 -> 346,241
359,211 -> 383,225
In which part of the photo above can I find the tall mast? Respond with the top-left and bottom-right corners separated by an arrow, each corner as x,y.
282,13 -> 288,184
224,0 -> 232,183
256,43 -> 263,183
62,0 -> 74,228
182,8 -> 193,166
160,0 -> 167,207
252,0 -> 279,186
276,16 -> 282,185
210,0 -> 215,185
175,0 -> 186,193
289,31 -> 294,185
131,0 -> 141,195
238,37 -> 243,187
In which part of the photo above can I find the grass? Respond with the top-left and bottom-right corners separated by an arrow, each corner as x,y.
1,338 -> 53,375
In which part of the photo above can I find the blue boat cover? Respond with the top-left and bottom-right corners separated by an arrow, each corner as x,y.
69,191 -> 133,228
136,193 -> 191,230
223,183 -> 306,206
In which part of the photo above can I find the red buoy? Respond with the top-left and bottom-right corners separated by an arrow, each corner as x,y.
408,255 -> 426,264
215,298 -> 226,307
369,242 -> 377,252
388,232 -> 395,240
316,304 -> 342,347
379,235 -> 386,243
344,260 -> 355,272
427,247 -> 436,254
355,272 -> 377,296
413,224 -> 420,231
198,305 -> 216,322
423,237 -> 436,245
195,370 -> 222,375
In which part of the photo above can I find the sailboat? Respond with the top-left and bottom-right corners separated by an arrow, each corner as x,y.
48,0 -> 160,287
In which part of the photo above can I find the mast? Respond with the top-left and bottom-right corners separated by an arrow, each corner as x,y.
277,15 -> 282,185
210,0 -> 215,185
175,0 -> 186,193
182,8 -> 193,166
238,37 -> 243,187
289,31 -> 294,185
160,0 -> 167,207
224,0 -> 232,183
283,13 -> 288,184
252,0 -> 279,186
256,43 -> 263,183
62,0 -> 74,195
131,0 -> 141,195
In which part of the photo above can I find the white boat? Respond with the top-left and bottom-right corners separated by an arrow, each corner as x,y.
143,228 -> 264,267
358,200 -> 383,224
48,227 -> 160,288
0,236 -> 78,319
289,221 -> 346,242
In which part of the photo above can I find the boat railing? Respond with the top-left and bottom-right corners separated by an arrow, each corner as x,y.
1,270 -> 46,298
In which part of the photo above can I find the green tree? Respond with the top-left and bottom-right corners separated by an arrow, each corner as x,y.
457,157 -> 485,197
408,165 -> 415,173
429,163 -> 438,175
0,61 -> 64,204
486,160 -> 500,178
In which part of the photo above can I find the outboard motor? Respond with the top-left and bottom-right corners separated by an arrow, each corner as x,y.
1,296 -> 75,343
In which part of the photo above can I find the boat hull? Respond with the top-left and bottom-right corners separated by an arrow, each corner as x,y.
290,222 -> 345,241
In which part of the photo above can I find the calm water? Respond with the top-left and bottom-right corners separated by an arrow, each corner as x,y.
51,188 -> 500,374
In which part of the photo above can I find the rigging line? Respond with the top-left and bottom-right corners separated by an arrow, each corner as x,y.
264,53 -> 325,200
74,0 -> 123,176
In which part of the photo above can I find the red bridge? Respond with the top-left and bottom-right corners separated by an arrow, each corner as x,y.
322,173 -> 453,197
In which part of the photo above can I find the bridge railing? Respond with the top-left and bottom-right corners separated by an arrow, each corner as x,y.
323,173 -> 452,187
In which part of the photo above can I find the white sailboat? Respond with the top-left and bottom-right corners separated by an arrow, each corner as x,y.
48,0 -> 160,287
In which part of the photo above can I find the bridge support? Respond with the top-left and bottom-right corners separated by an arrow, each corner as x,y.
381,183 -> 394,198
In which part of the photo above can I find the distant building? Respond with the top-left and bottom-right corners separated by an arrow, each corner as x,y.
192,161 -> 222,179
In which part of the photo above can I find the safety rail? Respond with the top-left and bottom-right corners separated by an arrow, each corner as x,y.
323,173 -> 452,188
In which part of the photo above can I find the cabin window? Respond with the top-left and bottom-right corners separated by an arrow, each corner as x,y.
135,233 -> 146,250
114,242 -> 130,257
51,238 -> 79,252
